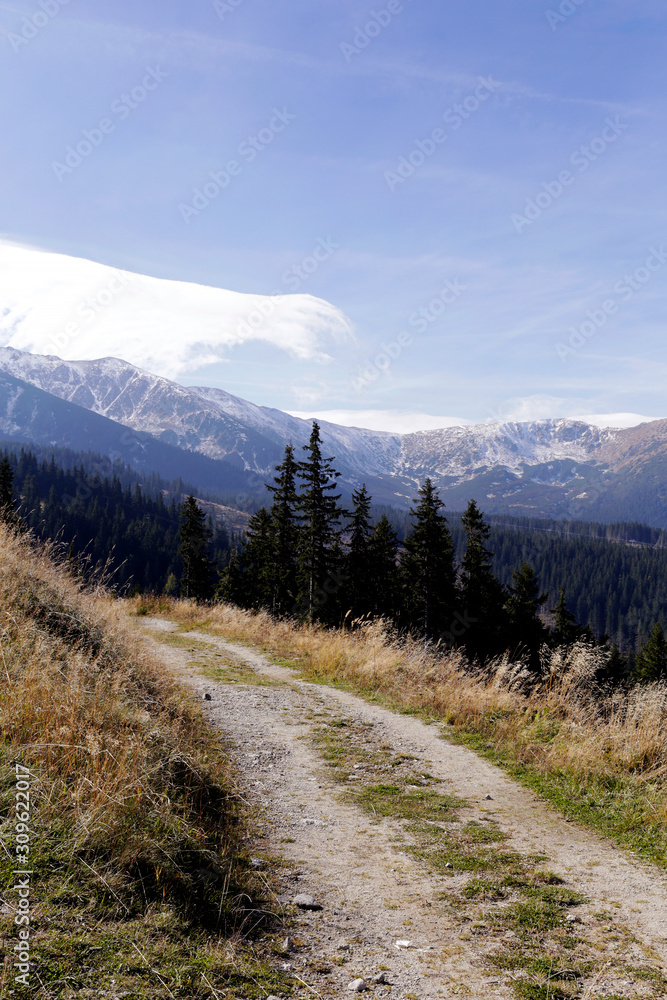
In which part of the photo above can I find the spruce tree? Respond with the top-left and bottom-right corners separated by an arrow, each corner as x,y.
400,479 -> 457,641
236,507 -> 275,610
505,561 -> 549,673
0,457 -> 16,524
369,514 -> 399,620
345,484 -> 373,620
598,641 -> 629,688
634,623 -> 667,684
266,445 -> 299,615
549,587 -> 589,647
217,546 -> 246,607
296,422 -> 346,623
459,499 -> 506,661
178,494 -> 216,601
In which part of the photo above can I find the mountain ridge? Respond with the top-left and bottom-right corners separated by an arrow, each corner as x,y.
1,346 -> 666,525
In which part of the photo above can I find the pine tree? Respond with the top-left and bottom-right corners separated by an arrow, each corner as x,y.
634,623 -> 667,684
459,500 -> 506,661
505,561 -> 549,673
0,457 -> 16,524
296,423 -> 347,623
345,484 -> 373,620
598,642 -> 629,688
217,547 -> 246,606
237,507 -> 275,610
400,479 -> 457,641
369,514 -> 399,620
178,495 -> 216,601
266,445 -> 299,615
550,587 -> 584,646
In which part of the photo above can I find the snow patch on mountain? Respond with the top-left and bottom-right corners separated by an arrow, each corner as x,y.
401,420 -> 615,478
0,347 -> 651,488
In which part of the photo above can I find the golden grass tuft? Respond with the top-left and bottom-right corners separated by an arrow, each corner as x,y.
0,522 -> 259,943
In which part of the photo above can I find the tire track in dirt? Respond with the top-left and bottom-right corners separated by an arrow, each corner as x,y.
135,617 -> 667,999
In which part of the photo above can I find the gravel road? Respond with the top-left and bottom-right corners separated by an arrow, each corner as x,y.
134,617 -> 667,1000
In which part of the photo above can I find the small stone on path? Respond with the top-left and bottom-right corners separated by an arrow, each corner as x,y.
293,893 -> 323,910
348,979 -> 368,992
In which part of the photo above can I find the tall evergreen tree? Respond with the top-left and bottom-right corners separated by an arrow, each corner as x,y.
369,514 -> 399,620
232,507 -> 275,609
459,500 -> 506,661
266,445 -> 299,615
296,423 -> 347,623
598,641 -> 629,688
505,561 -> 549,673
550,587 -> 585,646
634,623 -> 667,684
345,484 -> 373,620
400,479 -> 457,641
178,495 -> 216,601
0,457 -> 16,524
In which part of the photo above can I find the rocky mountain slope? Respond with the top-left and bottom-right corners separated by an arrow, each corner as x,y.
1,346 -> 666,525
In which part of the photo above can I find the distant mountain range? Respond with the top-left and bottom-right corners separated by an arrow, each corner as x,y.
1,346 -> 667,527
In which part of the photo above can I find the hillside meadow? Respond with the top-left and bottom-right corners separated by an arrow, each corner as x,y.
0,523 -> 290,999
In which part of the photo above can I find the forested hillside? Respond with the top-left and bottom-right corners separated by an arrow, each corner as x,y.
1,447 -> 232,593
2,435 -> 666,664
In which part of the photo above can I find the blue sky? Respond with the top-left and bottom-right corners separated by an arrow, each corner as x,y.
1,0 -> 667,429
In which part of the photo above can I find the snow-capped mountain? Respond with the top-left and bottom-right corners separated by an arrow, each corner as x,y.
2,345 -> 667,525
0,346 -> 615,482
0,347 -> 401,483
398,419 -> 615,481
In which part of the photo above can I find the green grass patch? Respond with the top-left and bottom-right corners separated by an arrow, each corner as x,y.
450,726 -> 667,866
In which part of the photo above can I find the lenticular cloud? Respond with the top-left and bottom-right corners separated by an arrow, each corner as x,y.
0,241 -> 354,377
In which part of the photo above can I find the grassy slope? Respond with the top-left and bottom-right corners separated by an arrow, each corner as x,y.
137,597 -> 667,869
0,526 -> 291,1000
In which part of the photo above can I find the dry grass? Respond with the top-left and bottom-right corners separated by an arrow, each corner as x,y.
0,526 -> 291,998
136,595 -> 667,860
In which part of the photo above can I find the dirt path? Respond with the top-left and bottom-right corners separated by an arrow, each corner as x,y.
134,617 -> 667,1000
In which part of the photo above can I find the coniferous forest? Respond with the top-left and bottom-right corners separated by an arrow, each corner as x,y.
2,425 -> 667,684
0,447 -> 232,594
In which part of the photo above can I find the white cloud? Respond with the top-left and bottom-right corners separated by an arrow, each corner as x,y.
288,409 -> 472,434
288,405 -> 660,435
572,413 -> 656,429
0,240 -> 354,378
